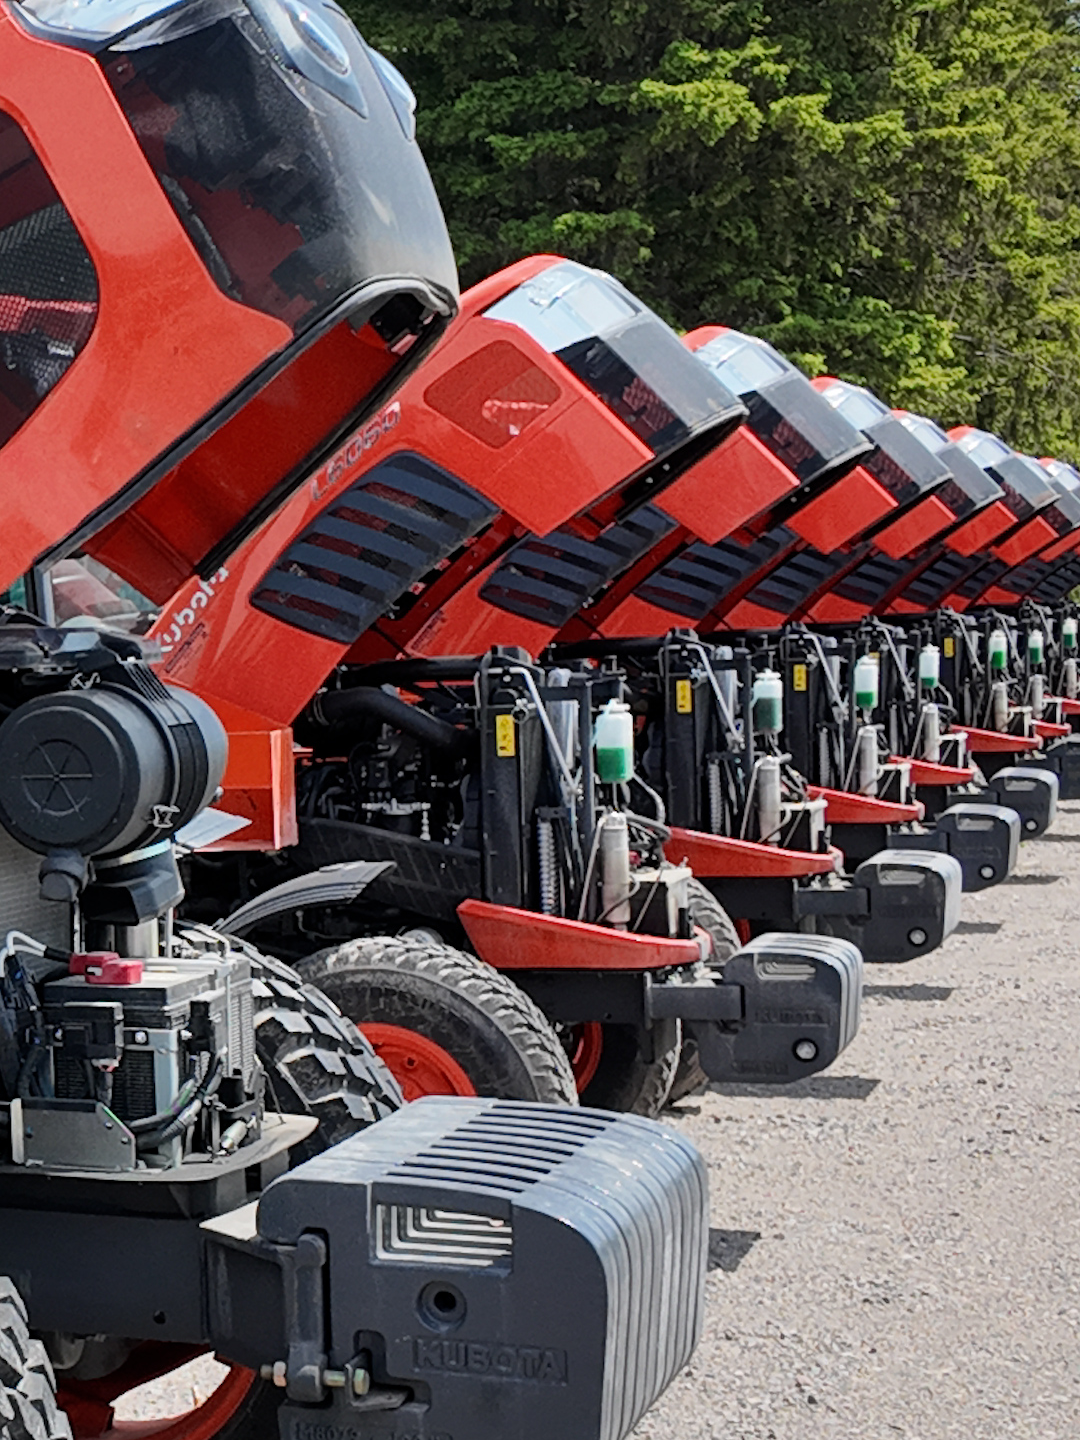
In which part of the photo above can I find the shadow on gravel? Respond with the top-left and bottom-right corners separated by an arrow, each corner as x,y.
953,920 -> 1002,935
864,984 -> 954,1001
1003,872 -> 1060,885
1032,832 -> 1080,843
708,1228 -> 761,1273
710,1076 -> 880,1101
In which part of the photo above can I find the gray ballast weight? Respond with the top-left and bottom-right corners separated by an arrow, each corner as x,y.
204,1097 -> 708,1440
886,803 -> 1020,891
1020,734 -> 1080,800
816,850 -> 962,963
982,766 -> 1058,837
684,932 -> 862,1083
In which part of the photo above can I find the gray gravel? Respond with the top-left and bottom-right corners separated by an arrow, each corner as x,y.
122,805 -> 1080,1436
641,799 -> 1080,1440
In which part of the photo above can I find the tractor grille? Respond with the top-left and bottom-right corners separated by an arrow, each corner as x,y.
252,453 -> 497,644
1001,556 -> 1051,597
0,829 -> 71,950
0,110 -> 99,448
479,506 -> 676,626
54,1048 -> 157,1121
635,527 -> 794,620
953,559 -> 1003,600
900,552 -> 971,608
742,545 -> 835,613
834,554 -> 907,606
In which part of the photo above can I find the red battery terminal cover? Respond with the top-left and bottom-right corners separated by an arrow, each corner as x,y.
69,953 -> 145,985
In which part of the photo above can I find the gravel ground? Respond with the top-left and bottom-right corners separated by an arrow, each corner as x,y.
642,798 -> 1080,1440
120,803 -> 1080,1436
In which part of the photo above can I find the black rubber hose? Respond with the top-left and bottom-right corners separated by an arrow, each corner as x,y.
300,686 -> 475,755
127,1074 -> 200,1135
133,1053 -> 225,1150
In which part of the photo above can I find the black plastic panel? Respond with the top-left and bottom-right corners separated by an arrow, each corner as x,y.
634,527 -> 795,620
479,505 -> 677,626
252,452 -> 497,642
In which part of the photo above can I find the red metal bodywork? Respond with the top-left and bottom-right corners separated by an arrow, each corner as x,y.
951,725 -> 1042,755
0,2 -> 459,604
901,426 -> 1064,614
457,899 -> 702,971
0,8 -> 291,593
805,787 -> 923,825
576,367 -> 903,640
149,258 -> 747,841
894,757 -> 976,787
663,828 -> 840,879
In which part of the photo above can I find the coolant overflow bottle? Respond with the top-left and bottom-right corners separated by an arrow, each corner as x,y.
918,644 -> 940,692
751,670 -> 784,735
853,654 -> 880,714
988,627 -> 1008,673
594,698 -> 634,783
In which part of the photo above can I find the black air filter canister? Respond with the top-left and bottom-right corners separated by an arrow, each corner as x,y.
218,1098 -> 708,1440
0,676 -> 226,859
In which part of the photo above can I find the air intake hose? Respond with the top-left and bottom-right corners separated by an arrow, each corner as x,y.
301,686 -> 475,756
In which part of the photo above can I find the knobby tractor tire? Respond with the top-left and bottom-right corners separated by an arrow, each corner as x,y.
0,1280 -> 70,1440
250,950 -> 404,1162
576,1017 -> 682,1118
297,936 -> 578,1105
666,878 -> 741,1106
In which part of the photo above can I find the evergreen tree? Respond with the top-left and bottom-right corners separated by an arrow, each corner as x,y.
348,0 -> 1080,456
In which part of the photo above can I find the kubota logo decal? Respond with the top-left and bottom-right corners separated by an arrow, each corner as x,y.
158,567 -> 230,657
413,1338 -> 566,1383
311,401 -> 402,501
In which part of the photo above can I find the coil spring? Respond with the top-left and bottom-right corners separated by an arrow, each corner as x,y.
707,758 -> 722,834
537,816 -> 558,915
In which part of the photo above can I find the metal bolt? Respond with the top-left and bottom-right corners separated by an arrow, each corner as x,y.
258,1360 -> 288,1388
53,1028 -> 62,1042
908,928 -> 928,946
1025,818 -> 1038,832
979,865 -> 996,881
352,1367 -> 371,1396
323,1371 -> 347,1389
134,1030 -> 149,1045
793,1039 -> 818,1062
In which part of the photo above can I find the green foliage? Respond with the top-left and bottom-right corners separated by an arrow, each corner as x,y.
347,0 -> 1080,457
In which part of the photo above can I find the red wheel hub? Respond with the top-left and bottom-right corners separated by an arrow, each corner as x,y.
361,1023 -> 477,1100
59,1345 -> 257,1440
567,1022 -> 603,1092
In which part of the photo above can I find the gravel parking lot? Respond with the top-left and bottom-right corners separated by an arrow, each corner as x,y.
643,799 -> 1080,1440
119,802 -> 1080,1438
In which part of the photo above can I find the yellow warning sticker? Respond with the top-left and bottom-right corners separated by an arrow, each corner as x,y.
792,663 -> 808,692
675,679 -> 693,714
943,636 -> 955,658
495,713 -> 516,757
